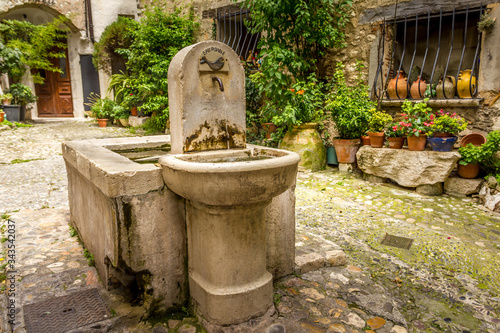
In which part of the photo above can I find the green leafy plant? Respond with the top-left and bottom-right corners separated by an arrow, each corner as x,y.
119,3 -> 199,132
92,16 -> 138,74
399,99 -> 433,137
262,73 -> 327,128
428,109 -> 467,136
86,94 -> 116,120
458,131 -> 500,174
0,16 -> 69,83
327,62 -> 375,139
0,93 -> 12,101
368,111 -> 392,133
240,0 -> 352,129
7,83 -> 37,106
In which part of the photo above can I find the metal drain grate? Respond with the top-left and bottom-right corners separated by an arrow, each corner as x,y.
23,288 -> 110,333
380,233 -> 414,250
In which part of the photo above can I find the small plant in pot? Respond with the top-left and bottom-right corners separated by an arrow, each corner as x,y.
367,111 -> 392,148
0,93 -> 13,105
400,99 -> 433,151
87,93 -> 115,128
427,109 -> 467,152
385,122 -> 406,149
458,131 -> 500,178
327,62 -> 375,163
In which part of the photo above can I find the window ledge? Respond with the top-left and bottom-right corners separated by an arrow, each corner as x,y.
379,98 -> 483,108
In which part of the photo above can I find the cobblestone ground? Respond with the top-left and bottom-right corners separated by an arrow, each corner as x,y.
0,120 -> 499,333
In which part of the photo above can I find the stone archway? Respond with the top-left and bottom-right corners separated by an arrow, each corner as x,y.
0,3 -> 87,118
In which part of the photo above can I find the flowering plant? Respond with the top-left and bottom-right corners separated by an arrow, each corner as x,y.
385,122 -> 407,137
268,73 -> 326,127
399,99 -> 433,137
428,109 -> 467,135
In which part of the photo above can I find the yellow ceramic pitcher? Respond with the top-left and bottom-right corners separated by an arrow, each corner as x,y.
457,70 -> 476,98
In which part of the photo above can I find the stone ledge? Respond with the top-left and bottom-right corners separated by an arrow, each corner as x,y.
357,146 -> 460,187
445,177 -> 484,197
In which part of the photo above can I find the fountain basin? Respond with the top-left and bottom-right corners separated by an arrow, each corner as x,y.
160,146 -> 300,206
159,146 -> 299,325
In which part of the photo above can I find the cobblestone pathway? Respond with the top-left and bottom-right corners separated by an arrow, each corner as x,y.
0,120 -> 499,332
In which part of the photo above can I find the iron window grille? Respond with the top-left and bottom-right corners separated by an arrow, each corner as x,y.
372,5 -> 483,102
205,5 -> 260,62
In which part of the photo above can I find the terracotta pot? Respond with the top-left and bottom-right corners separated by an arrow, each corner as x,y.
436,75 -> 456,99
361,135 -> 371,146
262,122 -> 278,139
460,133 -> 486,147
407,134 -> 427,151
97,119 -> 108,128
0,111 -> 4,123
2,99 -> 10,105
388,137 -> 405,149
387,71 -> 408,99
410,77 -> 427,99
457,70 -> 476,98
332,138 -> 360,164
131,107 -> 138,116
368,132 -> 385,148
279,123 -> 326,171
457,163 -> 480,179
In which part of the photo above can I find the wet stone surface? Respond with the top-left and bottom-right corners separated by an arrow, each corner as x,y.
0,120 -> 499,332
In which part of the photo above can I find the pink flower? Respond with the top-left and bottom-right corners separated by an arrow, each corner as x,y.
419,130 -> 422,133
413,128 -> 417,132
430,114 -> 434,119
405,116 -> 408,120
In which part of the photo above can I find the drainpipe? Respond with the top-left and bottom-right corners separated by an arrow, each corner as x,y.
85,0 -> 95,43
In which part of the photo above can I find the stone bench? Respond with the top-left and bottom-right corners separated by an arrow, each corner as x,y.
356,146 -> 460,195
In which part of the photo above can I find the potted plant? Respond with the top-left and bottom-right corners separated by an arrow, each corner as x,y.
259,73 -> 327,171
385,122 -> 406,149
367,111 -> 392,148
327,62 -> 374,163
426,109 -> 467,152
6,83 -> 38,121
112,104 -> 130,127
458,131 -> 500,178
1,93 -> 13,105
87,94 -> 115,128
399,99 -> 433,151
322,131 -> 338,165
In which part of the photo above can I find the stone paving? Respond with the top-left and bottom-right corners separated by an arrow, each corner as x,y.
0,120 -> 499,332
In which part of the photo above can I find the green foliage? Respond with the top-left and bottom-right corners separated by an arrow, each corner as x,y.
428,110 -> 467,136
327,62 -> 375,139
400,99 -> 433,137
6,83 -> 37,105
0,41 -> 22,77
368,111 -> 392,133
87,93 -> 122,120
0,93 -> 12,101
240,0 -> 352,127
118,3 -> 199,131
261,73 -> 327,127
83,249 -> 95,267
458,131 -> 500,174
0,16 -> 68,83
92,16 -> 138,74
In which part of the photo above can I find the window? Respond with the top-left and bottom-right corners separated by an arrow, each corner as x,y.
372,6 -> 484,102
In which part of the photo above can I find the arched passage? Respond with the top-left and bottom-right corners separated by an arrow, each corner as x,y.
1,4 -> 87,118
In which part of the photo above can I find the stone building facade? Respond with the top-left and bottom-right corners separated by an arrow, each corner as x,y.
0,0 -> 138,119
2,0 -> 500,134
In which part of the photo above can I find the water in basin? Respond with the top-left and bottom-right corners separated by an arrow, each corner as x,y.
113,144 -> 171,163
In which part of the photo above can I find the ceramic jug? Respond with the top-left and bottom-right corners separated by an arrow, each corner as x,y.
387,71 -> 408,99
457,70 -> 476,98
436,75 -> 456,99
410,76 -> 427,99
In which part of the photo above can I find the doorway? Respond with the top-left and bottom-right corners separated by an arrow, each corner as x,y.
35,48 -> 74,117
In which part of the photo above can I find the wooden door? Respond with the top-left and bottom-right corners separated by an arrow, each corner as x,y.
35,48 -> 74,117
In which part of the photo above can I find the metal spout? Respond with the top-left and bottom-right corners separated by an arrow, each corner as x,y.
212,76 -> 224,92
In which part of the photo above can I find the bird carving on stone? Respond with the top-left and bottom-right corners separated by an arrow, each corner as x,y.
200,56 -> 225,70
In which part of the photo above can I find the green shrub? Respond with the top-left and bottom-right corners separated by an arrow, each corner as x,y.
458,131 -> 500,174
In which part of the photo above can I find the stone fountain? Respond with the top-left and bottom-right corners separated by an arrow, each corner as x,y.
160,41 -> 300,326
62,41 -> 299,330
